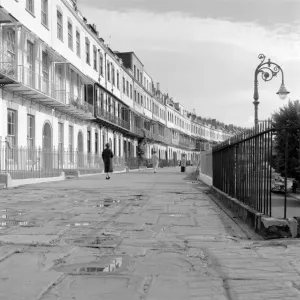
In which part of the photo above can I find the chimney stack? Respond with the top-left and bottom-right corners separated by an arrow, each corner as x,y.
156,82 -> 160,91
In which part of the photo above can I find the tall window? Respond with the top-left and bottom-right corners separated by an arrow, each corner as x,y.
57,10 -> 63,41
42,51 -> 49,94
41,0 -> 48,26
95,132 -> 98,154
87,130 -> 91,153
122,77 -> 125,93
68,22 -> 73,50
126,81 -> 129,96
112,65 -> 115,85
85,38 -> 90,64
116,71 -> 119,89
93,46 -> 97,70
27,115 -> 34,150
134,65 -> 136,78
26,0 -> 34,14
118,137 -> 121,157
68,125 -> 73,162
7,110 -> 17,150
99,53 -> 103,76
107,62 -> 110,81
76,31 -> 80,56
7,30 -> 15,62
130,84 -> 132,99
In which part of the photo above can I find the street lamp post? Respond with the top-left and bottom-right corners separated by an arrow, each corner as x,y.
253,54 -> 290,131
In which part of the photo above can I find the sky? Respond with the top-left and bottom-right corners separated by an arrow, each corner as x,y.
78,0 -> 300,127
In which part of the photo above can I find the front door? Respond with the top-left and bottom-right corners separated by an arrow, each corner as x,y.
77,131 -> 84,168
42,122 -> 52,170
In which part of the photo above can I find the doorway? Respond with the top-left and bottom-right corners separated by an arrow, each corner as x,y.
77,131 -> 84,168
42,122 -> 52,169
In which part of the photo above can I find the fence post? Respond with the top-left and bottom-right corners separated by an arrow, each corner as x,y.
284,133 -> 288,219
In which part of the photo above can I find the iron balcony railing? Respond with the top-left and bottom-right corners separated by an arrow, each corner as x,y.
0,146 -> 126,180
96,108 -> 130,130
131,126 -> 144,137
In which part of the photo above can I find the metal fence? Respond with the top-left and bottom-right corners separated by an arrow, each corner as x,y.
213,122 -> 274,216
0,146 -> 126,180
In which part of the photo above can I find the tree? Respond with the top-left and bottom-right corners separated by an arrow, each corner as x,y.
272,100 -> 300,180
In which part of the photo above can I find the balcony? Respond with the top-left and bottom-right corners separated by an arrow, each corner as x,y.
0,23 -> 94,120
131,126 -> 143,137
179,141 -> 197,150
95,108 -> 130,131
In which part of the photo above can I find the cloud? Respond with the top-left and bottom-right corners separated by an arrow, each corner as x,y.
79,5 -> 300,127
79,0 -> 300,29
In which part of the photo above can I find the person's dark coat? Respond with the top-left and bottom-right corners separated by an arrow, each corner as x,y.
102,148 -> 114,173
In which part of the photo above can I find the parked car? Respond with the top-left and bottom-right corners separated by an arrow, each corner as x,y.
271,176 -> 285,193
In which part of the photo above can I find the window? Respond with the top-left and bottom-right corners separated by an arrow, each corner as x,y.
130,84 -> 132,99
137,93 -> 140,104
7,29 -> 15,62
87,130 -> 91,153
112,64 -> 115,85
7,110 -> 17,150
58,123 -> 64,151
68,125 -> 73,162
68,22 -> 73,50
107,62 -> 110,81
26,0 -> 34,14
85,38 -> 90,64
137,70 -> 139,82
134,91 -> 136,102
57,10 -> 63,41
76,31 -> 80,56
41,0 -> 48,26
27,115 -> 34,151
93,46 -> 97,70
123,77 -> 125,93
134,65 -> 136,78
99,53 -> 103,76
42,51 -> 49,94
119,137 -> 121,157
126,81 -> 129,96
95,132 -> 98,154
117,71 -> 119,89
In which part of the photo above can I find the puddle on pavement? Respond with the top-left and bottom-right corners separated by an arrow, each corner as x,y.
0,212 -> 24,219
65,236 -> 119,247
55,255 -> 130,274
95,198 -> 121,208
67,222 -> 91,227
169,214 -> 186,217
0,220 -> 36,227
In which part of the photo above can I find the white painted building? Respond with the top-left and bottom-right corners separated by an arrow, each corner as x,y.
0,0 -> 235,179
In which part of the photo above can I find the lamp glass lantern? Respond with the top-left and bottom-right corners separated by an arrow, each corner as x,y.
276,83 -> 290,100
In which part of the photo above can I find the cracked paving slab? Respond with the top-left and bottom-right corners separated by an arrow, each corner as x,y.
1,168 -> 300,299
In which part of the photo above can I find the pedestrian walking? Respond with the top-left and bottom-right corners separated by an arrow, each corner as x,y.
102,143 -> 114,180
151,150 -> 159,173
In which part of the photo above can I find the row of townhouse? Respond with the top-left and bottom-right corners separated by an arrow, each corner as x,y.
0,0 -> 235,177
